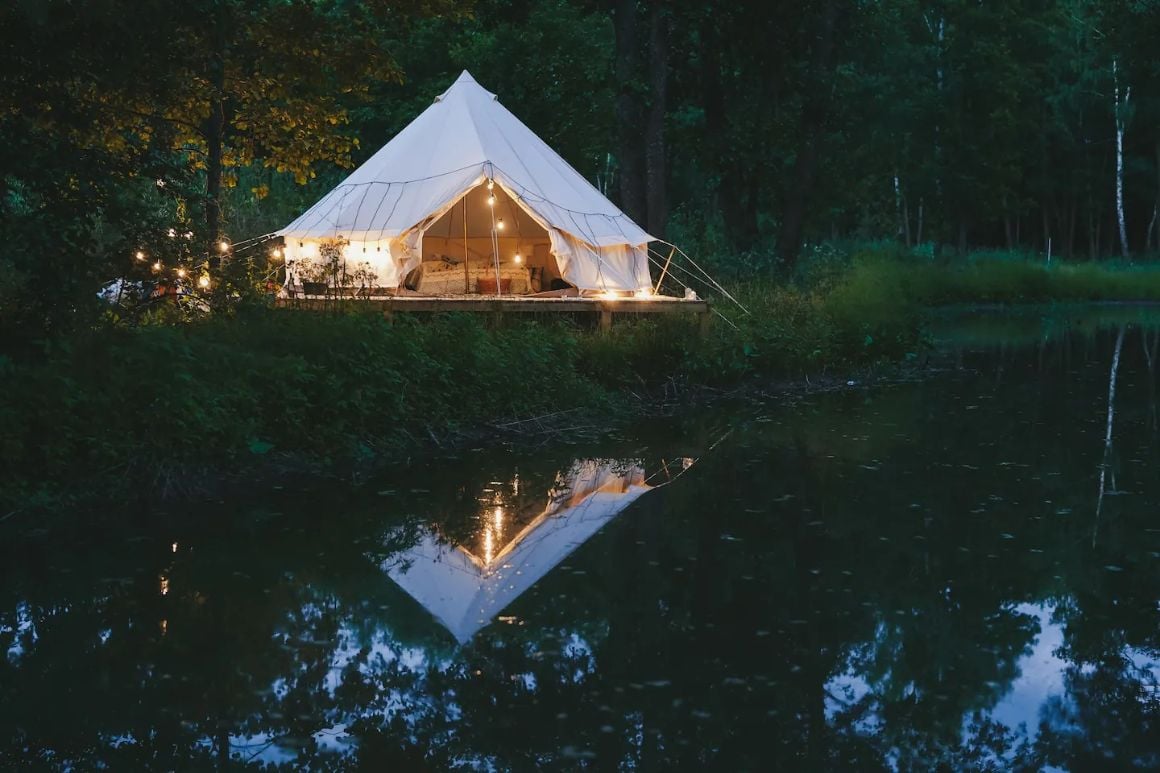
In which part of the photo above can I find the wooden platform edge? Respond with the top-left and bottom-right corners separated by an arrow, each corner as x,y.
273,296 -> 710,315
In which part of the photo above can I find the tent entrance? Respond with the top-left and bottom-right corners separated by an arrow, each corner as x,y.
414,183 -> 561,295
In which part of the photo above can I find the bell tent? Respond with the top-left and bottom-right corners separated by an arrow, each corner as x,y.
278,71 -> 655,297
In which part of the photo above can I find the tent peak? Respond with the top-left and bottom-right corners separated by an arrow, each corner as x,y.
435,70 -> 497,103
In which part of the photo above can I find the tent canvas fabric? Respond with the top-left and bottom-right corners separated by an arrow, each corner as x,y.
279,71 -> 654,292
383,460 -> 652,643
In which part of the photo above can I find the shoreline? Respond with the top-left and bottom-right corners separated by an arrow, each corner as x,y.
5,287 -> 1156,519
0,362 -> 912,523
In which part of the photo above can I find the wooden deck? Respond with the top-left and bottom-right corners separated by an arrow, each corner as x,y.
274,294 -> 711,333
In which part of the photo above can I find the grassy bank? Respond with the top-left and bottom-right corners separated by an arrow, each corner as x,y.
4,248 -> 1160,511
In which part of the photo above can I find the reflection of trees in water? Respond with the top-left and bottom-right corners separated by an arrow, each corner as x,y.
1095,326 -> 1125,536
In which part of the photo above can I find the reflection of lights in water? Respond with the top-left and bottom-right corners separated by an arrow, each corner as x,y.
160,576 -> 169,596
159,619 -> 168,636
493,506 -> 504,537
483,528 -> 494,566
171,541 -> 178,554
513,472 -> 520,496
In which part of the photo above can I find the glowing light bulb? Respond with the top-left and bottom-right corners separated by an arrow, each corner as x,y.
152,260 -> 162,272
218,240 -> 229,253
487,179 -> 494,191
513,252 -> 522,264
135,250 -> 145,260
487,193 -> 496,206
496,218 -> 504,231
198,274 -> 210,289
167,228 -> 176,238
271,247 -> 282,259
176,267 -> 186,278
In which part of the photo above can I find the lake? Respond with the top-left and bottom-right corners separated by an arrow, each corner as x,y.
2,308 -> 1158,770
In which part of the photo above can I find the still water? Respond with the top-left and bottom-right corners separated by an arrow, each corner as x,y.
2,309 -> 1159,770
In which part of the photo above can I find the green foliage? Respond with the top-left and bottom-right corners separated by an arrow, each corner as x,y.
7,245 -> 1160,509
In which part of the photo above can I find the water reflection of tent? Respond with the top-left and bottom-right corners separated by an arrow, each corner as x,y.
385,459 -> 679,643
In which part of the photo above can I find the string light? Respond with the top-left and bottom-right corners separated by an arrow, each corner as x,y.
487,179 -> 494,191
198,274 -> 210,289
496,218 -> 504,231
135,250 -> 145,261
218,240 -> 230,253
152,260 -> 162,272
271,247 -> 282,259
513,252 -> 522,264
488,193 -> 496,206
176,267 -> 187,278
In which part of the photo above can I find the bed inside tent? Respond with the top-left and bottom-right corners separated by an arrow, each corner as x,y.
407,181 -> 562,296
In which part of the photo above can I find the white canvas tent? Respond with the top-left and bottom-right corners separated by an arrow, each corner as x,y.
383,460 -> 653,643
279,71 -> 654,294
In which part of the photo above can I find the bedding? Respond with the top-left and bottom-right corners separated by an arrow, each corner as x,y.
416,259 -> 532,294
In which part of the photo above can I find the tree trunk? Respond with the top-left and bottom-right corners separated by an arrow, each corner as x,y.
205,6 -> 227,255
1066,197 -> 1077,259
1042,206 -> 1051,258
644,3 -> 668,238
1113,59 -> 1130,259
1088,195 -> 1098,260
205,100 -> 224,245
700,15 -> 757,250
613,0 -> 646,225
775,0 -> 844,268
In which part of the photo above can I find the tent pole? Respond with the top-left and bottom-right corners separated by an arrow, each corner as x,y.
489,185 -> 502,297
654,246 -> 675,294
462,195 -> 469,295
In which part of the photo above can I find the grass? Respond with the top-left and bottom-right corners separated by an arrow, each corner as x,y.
4,244 -> 1159,510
